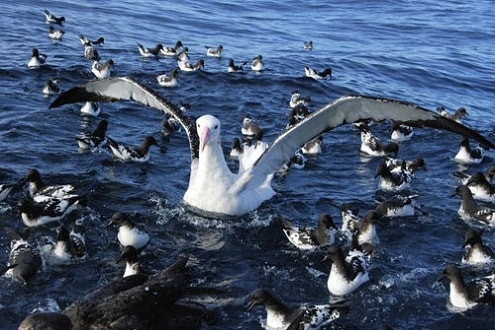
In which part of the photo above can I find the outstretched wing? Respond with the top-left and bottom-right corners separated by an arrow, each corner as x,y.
49,77 -> 199,160
235,95 -> 494,194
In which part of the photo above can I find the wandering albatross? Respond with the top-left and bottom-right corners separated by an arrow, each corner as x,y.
49,77 -> 495,217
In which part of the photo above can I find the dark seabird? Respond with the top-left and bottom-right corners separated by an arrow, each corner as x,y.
4,227 -> 42,284
246,288 -> 348,329
107,135 -> 158,162
278,214 -> 337,250
462,229 -> 495,265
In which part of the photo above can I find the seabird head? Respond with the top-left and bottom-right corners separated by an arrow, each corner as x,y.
463,229 -> 483,248
197,115 -> 221,152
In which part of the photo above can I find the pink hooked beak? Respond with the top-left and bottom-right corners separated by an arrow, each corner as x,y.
200,126 -> 211,152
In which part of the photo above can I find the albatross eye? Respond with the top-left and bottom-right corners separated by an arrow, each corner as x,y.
214,125 -> 218,129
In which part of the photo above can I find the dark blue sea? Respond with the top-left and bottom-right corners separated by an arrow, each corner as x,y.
1,0 -> 495,329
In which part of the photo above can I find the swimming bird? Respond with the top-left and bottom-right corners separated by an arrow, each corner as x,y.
374,194 -> 418,218
116,245 -> 147,277
107,135 -> 158,162
79,35 -> 104,46
227,58 -> 246,73
0,183 -> 14,202
251,55 -> 265,72
286,103 -> 311,129
177,59 -> 205,72
245,288 -> 348,330
43,9 -> 65,25
454,137 -> 487,165
41,224 -> 83,264
42,78 -> 60,96
301,135 -> 323,155
358,123 -> 399,157
390,121 -> 413,141
289,90 -> 311,109
437,106 -> 468,123
156,68 -> 179,88
278,214 -> 337,251
27,48 -> 47,68
352,210 -> 381,246
4,227 -> 42,284
83,43 -> 100,61
465,171 -> 495,203
49,77 -> 495,217
462,229 -> 495,265
385,157 -> 426,177
108,212 -> 150,251
304,41 -> 313,50
18,196 -> 86,227
18,255 -> 219,329
91,59 -> 114,79
205,44 -> 223,57
137,43 -> 163,57
438,264 -> 495,311
241,116 -> 263,141
48,26 -> 64,41
80,101 -> 101,117
375,161 -> 412,192
452,185 -> 495,226
76,119 -> 108,151
304,66 -> 332,80
176,47 -> 190,63
322,245 -> 370,296
23,168 -> 78,202
160,40 -> 183,56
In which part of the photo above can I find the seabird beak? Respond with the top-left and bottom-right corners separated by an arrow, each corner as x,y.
245,298 -> 257,312
200,127 -> 211,152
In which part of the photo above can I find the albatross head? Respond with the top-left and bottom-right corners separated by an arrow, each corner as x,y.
197,115 -> 221,152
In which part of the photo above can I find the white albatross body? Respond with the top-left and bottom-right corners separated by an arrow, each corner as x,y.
49,77 -> 495,217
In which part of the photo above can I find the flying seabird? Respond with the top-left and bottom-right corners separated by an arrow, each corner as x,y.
49,77 -> 495,217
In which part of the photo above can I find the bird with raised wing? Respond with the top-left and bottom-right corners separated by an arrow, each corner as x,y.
49,77 -> 495,217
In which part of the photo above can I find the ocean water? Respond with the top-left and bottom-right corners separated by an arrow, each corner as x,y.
0,0 -> 494,329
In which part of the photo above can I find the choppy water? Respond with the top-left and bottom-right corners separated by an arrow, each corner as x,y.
1,0 -> 495,329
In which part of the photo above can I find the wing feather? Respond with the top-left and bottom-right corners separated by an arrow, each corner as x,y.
236,95 -> 494,193
50,77 -> 198,160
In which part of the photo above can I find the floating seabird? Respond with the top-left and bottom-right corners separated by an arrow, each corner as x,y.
108,212 -> 150,250
177,59 -> 204,72
42,78 -> 60,96
437,106 -> 468,123
22,168 -> 78,202
4,227 -> 42,284
107,135 -> 158,162
43,9 -> 65,25
160,40 -> 183,56
304,41 -> 313,50
454,137 -> 487,164
462,229 -> 494,265
251,55 -> 264,72
18,255 -> 219,329
91,59 -> 114,79
79,35 -> 105,46
49,77 -> 495,217
76,119 -> 108,151
245,288 -> 348,329
452,185 -> 495,226
465,171 -> 495,202
156,68 -> 179,88
205,44 -> 223,57
323,245 -> 370,296
304,66 -> 332,79
80,101 -> 101,117
438,264 -> 495,311
48,26 -> 64,41
227,58 -> 246,73
137,43 -> 163,57
278,214 -> 337,250
27,48 -> 47,68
